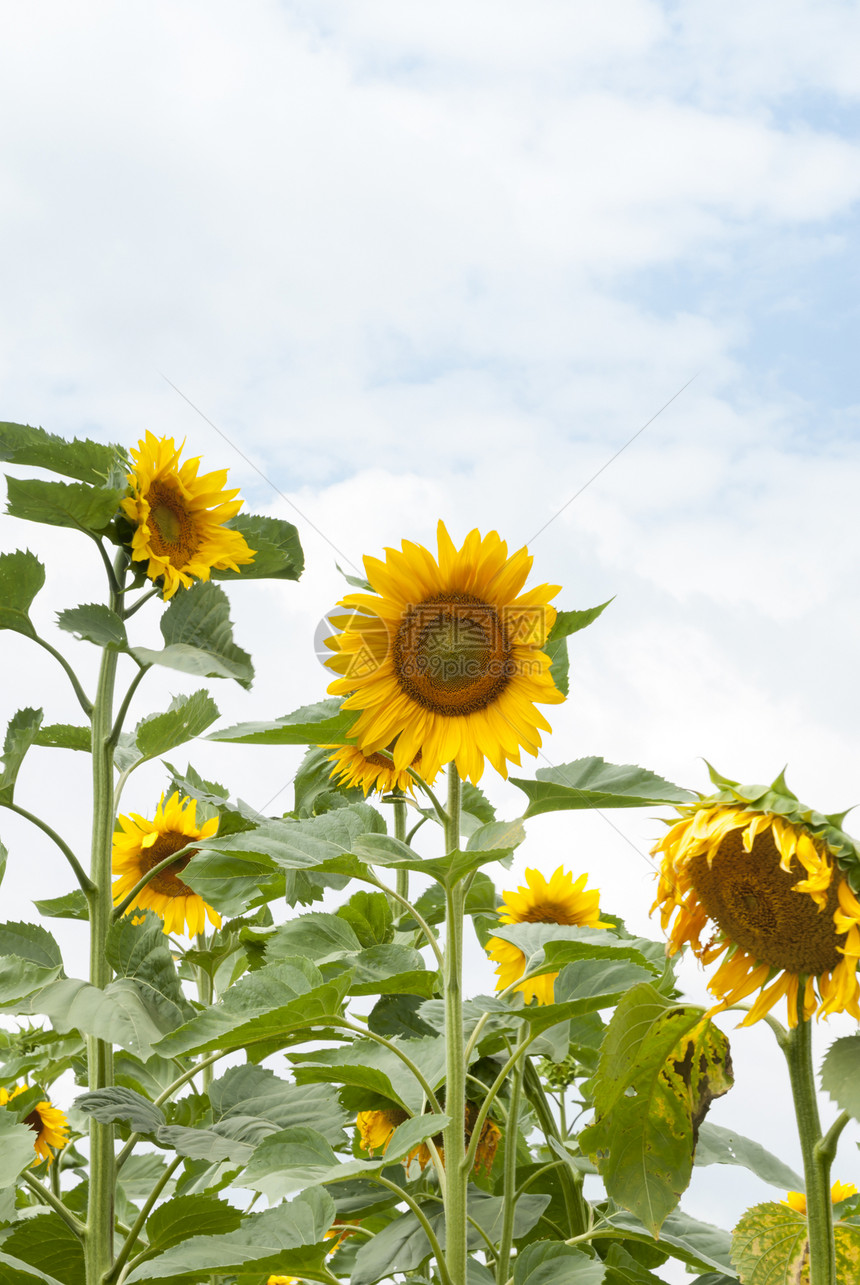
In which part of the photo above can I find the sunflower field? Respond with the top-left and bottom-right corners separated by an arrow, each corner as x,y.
1,419 -> 860,1285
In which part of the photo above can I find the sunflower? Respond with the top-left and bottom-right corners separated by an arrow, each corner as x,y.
651,770 -> 860,1027
0,1084 -> 69,1164
112,792 -> 222,937
782,1181 -> 857,1214
486,866 -> 610,1004
324,521 -> 564,784
356,1105 -> 500,1174
326,741 -> 435,796
121,431 -> 255,599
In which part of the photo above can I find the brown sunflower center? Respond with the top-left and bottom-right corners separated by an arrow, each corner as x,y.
516,902 -> 573,925
689,826 -> 843,974
140,830 -> 197,897
392,594 -> 513,716
24,1108 -> 42,1134
146,481 -> 199,568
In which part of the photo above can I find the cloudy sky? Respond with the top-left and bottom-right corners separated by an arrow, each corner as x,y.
2,1 -> 860,1272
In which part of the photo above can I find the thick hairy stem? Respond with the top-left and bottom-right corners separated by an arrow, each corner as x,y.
196,932 -> 214,1093
783,1002 -> 835,1285
394,795 -> 409,902
86,641 -> 120,1285
495,1045 -> 525,1283
443,766 -> 467,1285
85,553 -> 127,1285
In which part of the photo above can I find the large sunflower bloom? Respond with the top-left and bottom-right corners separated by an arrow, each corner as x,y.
324,521 -> 564,784
356,1105 -> 500,1175
325,741 -> 435,796
122,431 -> 255,599
486,866 -> 610,1004
651,771 -> 860,1027
112,792 -> 222,937
0,1083 -> 69,1165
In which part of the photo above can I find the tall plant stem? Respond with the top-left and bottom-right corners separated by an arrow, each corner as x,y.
781,1000 -> 835,1285
195,932 -> 214,1093
443,765 -> 467,1285
394,795 -> 409,902
522,1058 -> 590,1238
495,1043 -> 525,1284
85,556 -> 126,1285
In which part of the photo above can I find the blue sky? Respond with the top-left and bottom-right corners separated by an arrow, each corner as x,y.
1,2 -> 860,1273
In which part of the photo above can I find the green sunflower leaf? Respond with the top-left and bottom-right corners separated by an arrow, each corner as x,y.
32,889 -> 89,920
489,922 -> 658,974
240,1126 -> 365,1201
209,1064 -> 349,1147
1,1214 -> 85,1285
579,983 -> 733,1236
0,706 -> 43,804
592,1209 -> 734,1276
206,696 -> 356,745
151,961 -> 351,1059
133,689 -> 220,763
821,1032 -> 860,1123
73,1085 -> 166,1135
131,580 -> 254,689
0,1109 -> 46,1189
5,475 -> 125,535
0,421 -> 125,483
510,757 -> 696,818
0,549 -> 45,637
144,1193 -> 244,1257
514,1241 -> 607,1285
212,512 -> 304,581
291,1034 -> 447,1114
731,1202 -> 808,1283
106,912 -> 195,1029
0,1252 -> 66,1284
33,724 -> 91,751
56,603 -> 128,650
545,599 -> 614,698
694,1121 -> 803,1190
124,1186 -> 334,1282
337,890 -> 394,946
510,957 -> 655,1034
16,977 -> 176,1059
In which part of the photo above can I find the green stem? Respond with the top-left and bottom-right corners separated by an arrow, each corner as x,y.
370,1174 -> 454,1285
3,800 -> 94,893
394,796 -> 409,902
108,1154 -> 182,1282
32,633 -> 93,717
108,664 -> 151,747
85,557 -> 126,1285
495,1043 -> 525,1284
782,998 -> 835,1285
196,932 -> 214,1093
522,1058 -> 590,1238
443,765 -> 467,1285
22,1171 -> 86,1236
366,874 -> 444,968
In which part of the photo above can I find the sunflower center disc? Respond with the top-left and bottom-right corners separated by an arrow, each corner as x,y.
689,826 -> 843,973
141,829 -> 197,897
147,482 -> 199,567
517,902 -> 576,925
393,594 -> 514,715
24,1108 -> 41,1134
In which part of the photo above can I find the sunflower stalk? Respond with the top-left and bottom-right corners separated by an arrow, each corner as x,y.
393,794 -> 409,902
495,1041 -> 526,1284
443,765 -> 468,1285
522,1057 -> 590,1238
782,995 -> 836,1285
195,931 -> 215,1092
85,552 -> 128,1285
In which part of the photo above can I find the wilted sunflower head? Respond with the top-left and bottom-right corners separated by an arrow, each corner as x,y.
121,431 -> 255,599
112,791 -> 222,938
486,866 -> 610,1005
355,1104 -> 500,1175
0,1083 -> 69,1165
325,740 -> 435,796
324,521 -> 564,784
651,766 -> 860,1027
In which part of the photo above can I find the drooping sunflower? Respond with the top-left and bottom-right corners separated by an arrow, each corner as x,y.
783,1180 -> 857,1214
486,866 -> 610,1004
325,741 -> 435,796
122,431 -> 255,599
0,1083 -> 69,1164
112,791 -> 222,938
324,521 -> 564,784
356,1104 -> 500,1175
651,768 -> 860,1027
